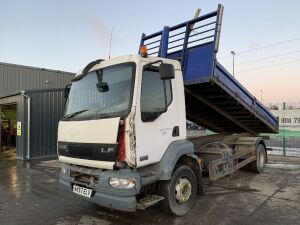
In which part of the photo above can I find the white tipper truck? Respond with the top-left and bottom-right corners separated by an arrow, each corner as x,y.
58,5 -> 278,216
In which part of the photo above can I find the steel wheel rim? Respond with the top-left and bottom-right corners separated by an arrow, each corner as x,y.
175,178 -> 192,204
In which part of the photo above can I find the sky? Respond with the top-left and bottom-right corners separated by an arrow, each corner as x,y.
0,0 -> 300,103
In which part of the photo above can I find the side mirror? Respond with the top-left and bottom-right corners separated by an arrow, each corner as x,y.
159,63 -> 175,80
64,84 -> 71,99
96,82 -> 109,92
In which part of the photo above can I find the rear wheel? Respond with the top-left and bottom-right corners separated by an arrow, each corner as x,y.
247,144 -> 266,173
158,165 -> 197,216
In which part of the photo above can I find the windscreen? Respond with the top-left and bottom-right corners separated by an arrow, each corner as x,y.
64,63 -> 135,120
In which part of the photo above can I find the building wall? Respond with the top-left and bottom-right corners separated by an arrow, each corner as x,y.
27,89 -> 65,159
0,89 -> 67,159
0,62 -> 74,97
0,62 -> 74,159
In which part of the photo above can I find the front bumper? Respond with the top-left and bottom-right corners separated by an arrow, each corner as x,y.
59,164 -> 141,212
59,178 -> 137,212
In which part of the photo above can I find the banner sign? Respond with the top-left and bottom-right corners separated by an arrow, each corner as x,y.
270,109 -> 300,137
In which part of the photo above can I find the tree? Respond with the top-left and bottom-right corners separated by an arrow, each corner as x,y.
270,105 -> 279,110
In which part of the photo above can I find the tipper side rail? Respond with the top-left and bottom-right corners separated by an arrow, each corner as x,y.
139,4 -> 278,134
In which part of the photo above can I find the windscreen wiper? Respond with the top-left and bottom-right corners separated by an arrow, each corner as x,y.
97,113 -> 118,119
64,109 -> 89,119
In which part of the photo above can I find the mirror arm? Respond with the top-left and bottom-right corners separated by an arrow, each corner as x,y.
144,60 -> 163,69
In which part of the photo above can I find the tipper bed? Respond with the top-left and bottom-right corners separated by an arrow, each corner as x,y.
140,4 -> 278,135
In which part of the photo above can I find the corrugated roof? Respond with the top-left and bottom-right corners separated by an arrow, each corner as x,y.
0,61 -> 75,75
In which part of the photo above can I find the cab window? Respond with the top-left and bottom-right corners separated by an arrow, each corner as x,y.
140,68 -> 172,122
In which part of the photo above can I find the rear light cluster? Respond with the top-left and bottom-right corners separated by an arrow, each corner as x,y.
117,122 -> 126,161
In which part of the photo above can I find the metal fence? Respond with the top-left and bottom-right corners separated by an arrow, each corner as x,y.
265,136 -> 300,157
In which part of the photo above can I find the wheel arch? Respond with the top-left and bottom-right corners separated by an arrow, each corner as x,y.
158,140 -> 203,195
158,140 -> 196,180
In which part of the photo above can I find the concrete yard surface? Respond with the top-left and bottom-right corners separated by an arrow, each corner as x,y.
0,155 -> 300,225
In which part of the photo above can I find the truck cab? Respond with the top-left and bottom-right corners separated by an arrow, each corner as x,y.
58,55 -> 186,169
58,54 -> 195,214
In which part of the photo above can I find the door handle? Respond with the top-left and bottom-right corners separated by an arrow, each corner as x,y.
172,126 -> 179,137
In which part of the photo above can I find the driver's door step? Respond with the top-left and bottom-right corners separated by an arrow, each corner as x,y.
137,195 -> 165,210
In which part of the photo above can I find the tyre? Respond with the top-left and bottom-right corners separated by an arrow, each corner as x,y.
158,165 -> 197,216
247,144 -> 266,173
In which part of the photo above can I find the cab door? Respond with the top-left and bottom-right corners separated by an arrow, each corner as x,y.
135,65 -> 182,167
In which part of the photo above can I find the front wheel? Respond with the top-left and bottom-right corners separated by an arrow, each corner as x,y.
158,165 -> 197,216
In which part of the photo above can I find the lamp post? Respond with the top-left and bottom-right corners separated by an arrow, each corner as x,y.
231,51 -> 236,77
108,26 -> 113,59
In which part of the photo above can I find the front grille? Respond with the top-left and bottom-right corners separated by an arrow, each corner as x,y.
68,144 -> 93,158
58,142 -> 118,162
70,170 -> 99,184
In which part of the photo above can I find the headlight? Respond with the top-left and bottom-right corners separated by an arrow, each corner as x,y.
109,178 -> 136,189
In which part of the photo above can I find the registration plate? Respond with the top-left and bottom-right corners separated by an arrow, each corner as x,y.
73,185 -> 92,198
